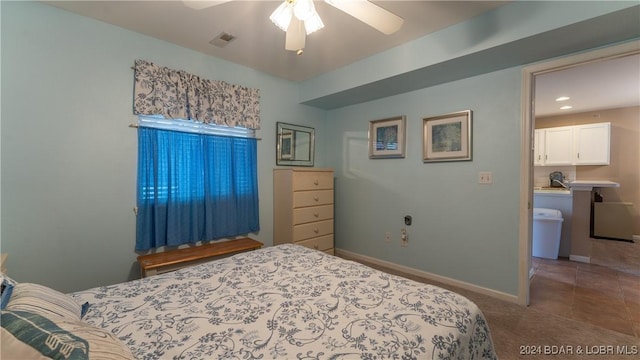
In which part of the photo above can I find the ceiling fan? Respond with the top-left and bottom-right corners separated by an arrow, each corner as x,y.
183,0 -> 404,54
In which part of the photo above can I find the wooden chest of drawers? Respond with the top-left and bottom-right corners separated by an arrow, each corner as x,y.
274,168 -> 334,254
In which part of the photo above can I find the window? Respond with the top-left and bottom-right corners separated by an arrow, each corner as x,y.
135,119 -> 259,251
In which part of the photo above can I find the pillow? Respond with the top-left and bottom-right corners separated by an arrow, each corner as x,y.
0,271 -> 18,286
5,283 -> 87,320
0,280 -> 15,310
1,309 -> 134,360
0,273 -> 17,288
0,273 -> 17,310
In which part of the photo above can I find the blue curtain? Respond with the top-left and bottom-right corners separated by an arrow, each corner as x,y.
136,127 -> 259,251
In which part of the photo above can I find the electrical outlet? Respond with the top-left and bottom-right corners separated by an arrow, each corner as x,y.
400,228 -> 408,247
478,171 -> 493,184
385,232 -> 392,243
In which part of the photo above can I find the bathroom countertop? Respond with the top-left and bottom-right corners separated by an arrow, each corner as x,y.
534,189 -> 571,196
569,180 -> 620,191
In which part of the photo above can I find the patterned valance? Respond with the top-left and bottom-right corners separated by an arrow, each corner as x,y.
133,59 -> 260,129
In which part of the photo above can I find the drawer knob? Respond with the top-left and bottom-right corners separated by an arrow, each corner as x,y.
314,179 -> 319,186
314,228 -> 319,234
314,213 -> 319,218
313,196 -> 319,202
314,244 -> 319,250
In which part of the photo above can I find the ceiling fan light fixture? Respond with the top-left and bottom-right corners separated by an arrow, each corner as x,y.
271,0 -> 324,35
293,0 -> 315,21
270,1 -> 293,32
285,17 -> 306,51
303,11 -> 324,34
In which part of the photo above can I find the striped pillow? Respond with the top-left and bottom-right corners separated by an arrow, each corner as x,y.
1,280 -> 15,310
1,310 -> 134,360
0,273 -> 17,310
5,283 -> 84,320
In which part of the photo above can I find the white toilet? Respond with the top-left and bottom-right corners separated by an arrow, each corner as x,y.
532,208 -> 564,259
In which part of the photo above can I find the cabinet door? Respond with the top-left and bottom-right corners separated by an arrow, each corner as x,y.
534,129 -> 545,166
544,127 -> 573,165
574,123 -> 610,165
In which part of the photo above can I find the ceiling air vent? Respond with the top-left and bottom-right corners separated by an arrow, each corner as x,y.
209,32 -> 236,48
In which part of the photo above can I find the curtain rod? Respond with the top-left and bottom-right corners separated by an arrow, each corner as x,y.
129,124 -> 261,140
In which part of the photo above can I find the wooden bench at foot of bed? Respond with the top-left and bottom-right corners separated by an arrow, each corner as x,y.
137,238 -> 263,277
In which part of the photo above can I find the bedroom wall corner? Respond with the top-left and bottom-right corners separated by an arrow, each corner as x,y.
0,1 -> 325,293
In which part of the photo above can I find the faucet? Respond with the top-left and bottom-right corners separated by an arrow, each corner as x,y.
552,179 -> 570,189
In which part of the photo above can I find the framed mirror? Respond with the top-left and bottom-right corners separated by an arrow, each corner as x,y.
276,122 -> 315,167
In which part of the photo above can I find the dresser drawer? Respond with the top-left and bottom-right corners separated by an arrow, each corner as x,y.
293,205 -> 333,225
297,235 -> 333,252
293,220 -> 333,241
293,190 -> 333,208
292,171 -> 333,191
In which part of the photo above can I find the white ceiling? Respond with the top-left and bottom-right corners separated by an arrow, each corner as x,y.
44,1 -> 506,81
535,53 -> 640,117
44,1 -> 640,115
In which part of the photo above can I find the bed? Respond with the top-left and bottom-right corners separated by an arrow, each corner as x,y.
2,244 -> 497,359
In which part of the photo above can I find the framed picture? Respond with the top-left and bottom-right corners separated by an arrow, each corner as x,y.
423,110 -> 472,162
369,116 -> 406,159
276,122 -> 315,167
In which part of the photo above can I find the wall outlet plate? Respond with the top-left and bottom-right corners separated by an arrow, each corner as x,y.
479,171 -> 493,184
400,228 -> 408,247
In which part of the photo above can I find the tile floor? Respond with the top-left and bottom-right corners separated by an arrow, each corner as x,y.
530,256 -> 640,338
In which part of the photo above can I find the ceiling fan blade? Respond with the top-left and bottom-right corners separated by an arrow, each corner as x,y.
324,0 -> 403,35
285,18 -> 306,52
182,0 -> 233,10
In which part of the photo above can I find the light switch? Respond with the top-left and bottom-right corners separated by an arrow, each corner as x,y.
479,171 -> 493,184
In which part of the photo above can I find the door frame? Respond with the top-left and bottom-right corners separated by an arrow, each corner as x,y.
518,40 -> 640,306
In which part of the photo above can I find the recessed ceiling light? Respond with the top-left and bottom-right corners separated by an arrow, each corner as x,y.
555,96 -> 570,102
560,105 -> 573,110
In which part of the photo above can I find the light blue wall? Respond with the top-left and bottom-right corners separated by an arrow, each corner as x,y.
325,68 -> 522,294
1,1 -> 636,298
0,2 -> 326,292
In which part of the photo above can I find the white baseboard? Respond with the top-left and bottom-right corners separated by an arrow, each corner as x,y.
633,235 -> 640,242
335,248 -> 519,304
569,255 -> 590,263
529,267 -> 535,279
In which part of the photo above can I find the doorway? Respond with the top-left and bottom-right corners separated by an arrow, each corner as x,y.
521,44 -> 640,336
518,40 -> 640,306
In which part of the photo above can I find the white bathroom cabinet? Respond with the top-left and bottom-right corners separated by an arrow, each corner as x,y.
573,122 -> 610,165
534,122 -> 610,166
543,126 -> 574,166
533,129 -> 545,166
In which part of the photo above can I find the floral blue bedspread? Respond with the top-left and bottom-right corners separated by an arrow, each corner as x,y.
72,244 -> 496,359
